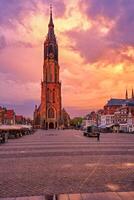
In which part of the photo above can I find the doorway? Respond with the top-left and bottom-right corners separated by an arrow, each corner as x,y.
49,122 -> 54,129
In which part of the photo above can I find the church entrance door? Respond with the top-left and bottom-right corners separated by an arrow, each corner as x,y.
49,122 -> 54,129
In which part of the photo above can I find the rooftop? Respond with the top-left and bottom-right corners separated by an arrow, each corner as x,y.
107,98 -> 134,106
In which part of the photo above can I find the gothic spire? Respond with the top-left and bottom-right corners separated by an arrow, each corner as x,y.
44,5 -> 58,62
48,4 -> 54,28
47,4 -> 56,42
125,89 -> 128,100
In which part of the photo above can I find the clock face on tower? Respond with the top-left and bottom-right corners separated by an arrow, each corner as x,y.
49,53 -> 54,59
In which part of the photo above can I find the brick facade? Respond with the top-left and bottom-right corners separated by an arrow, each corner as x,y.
34,7 -> 62,129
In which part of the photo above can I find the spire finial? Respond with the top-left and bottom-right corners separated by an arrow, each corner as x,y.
50,4 -> 52,15
49,4 -> 54,27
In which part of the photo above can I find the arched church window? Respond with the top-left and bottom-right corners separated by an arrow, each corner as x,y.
53,89 -> 55,103
47,65 -> 52,82
49,44 -> 53,54
50,72 -> 52,82
48,107 -> 55,118
50,90 -> 52,102
47,88 -> 50,102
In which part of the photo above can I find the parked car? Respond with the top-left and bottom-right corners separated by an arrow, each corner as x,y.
83,126 -> 100,137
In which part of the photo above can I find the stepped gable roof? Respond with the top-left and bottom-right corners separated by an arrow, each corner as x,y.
107,98 -> 134,106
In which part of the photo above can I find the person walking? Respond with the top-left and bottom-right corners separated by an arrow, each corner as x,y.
97,132 -> 100,141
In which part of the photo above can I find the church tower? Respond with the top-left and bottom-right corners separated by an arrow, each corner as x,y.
34,6 -> 62,129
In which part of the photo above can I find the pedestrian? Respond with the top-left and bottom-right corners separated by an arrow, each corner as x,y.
97,132 -> 100,141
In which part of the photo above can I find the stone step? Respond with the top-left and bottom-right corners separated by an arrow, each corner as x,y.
0,192 -> 134,200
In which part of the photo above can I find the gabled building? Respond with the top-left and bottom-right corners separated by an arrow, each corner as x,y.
15,115 -> 25,124
4,109 -> 15,125
100,114 -> 114,128
83,111 -> 98,127
0,106 -> 31,125
101,89 -> 134,132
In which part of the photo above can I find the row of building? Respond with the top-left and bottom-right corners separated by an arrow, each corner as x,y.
0,106 -> 32,125
83,90 -> 134,133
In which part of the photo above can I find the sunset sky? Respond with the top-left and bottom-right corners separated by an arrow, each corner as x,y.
0,0 -> 134,117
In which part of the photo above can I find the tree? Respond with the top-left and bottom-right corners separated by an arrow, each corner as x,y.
70,117 -> 83,127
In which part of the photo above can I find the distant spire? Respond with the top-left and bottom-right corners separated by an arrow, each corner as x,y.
35,105 -> 37,110
48,4 -> 54,28
132,88 -> 134,99
125,89 -> 128,100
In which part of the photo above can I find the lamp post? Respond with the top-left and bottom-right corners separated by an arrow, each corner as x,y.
96,113 -> 99,128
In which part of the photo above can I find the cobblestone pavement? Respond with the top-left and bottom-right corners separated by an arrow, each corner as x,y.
0,130 -> 134,198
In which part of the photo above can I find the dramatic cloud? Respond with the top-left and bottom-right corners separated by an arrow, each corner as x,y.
67,0 -> 134,63
0,0 -> 36,27
81,0 -> 134,45
0,0 -> 65,28
0,0 -> 134,117
66,27 -> 108,63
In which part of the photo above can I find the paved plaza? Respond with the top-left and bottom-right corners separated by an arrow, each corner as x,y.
0,130 -> 134,198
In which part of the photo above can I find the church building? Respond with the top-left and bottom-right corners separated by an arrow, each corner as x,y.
104,89 -> 134,115
34,6 -> 62,129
